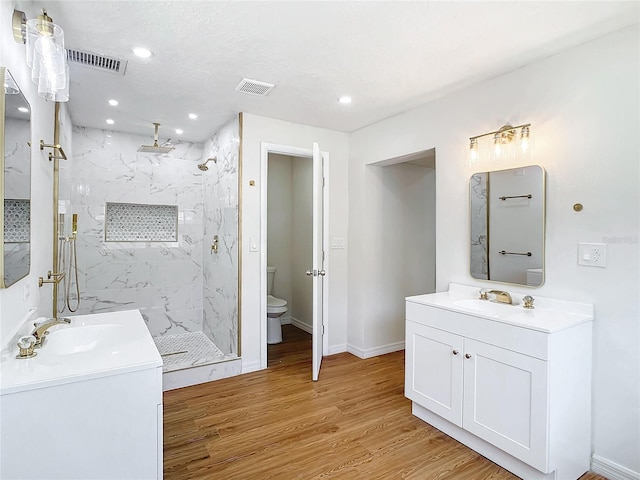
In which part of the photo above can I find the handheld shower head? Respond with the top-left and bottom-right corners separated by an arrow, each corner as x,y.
197,157 -> 217,171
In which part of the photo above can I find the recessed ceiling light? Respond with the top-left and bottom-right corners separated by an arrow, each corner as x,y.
17,107 -> 29,113
108,99 -> 119,106
133,47 -> 152,58
188,113 -> 198,120
106,119 -> 115,125
175,129 -> 183,135
338,95 -> 352,104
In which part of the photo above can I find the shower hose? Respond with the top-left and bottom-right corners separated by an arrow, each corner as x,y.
58,235 -> 80,313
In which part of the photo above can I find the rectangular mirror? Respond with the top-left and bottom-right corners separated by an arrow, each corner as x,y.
470,165 -> 545,286
1,67 -> 32,288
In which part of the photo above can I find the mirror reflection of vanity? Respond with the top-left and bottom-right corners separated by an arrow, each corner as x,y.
1,67 -> 32,288
470,165 -> 545,286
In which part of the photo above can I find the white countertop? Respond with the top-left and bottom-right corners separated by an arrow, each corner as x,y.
0,309 -> 162,395
407,283 -> 594,333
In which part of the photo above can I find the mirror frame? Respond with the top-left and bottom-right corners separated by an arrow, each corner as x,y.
1,67 -> 32,288
469,164 -> 546,287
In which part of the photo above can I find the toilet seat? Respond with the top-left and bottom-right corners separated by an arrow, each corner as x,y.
267,295 -> 288,315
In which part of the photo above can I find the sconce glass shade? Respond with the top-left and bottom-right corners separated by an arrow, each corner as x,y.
469,123 -> 532,164
520,126 -> 530,152
469,138 -> 479,163
24,17 -> 69,102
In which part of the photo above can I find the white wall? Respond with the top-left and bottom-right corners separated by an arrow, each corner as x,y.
0,1 -> 73,348
347,160 -> 436,357
349,26 -> 639,476
241,113 -> 349,372
267,154 -> 293,311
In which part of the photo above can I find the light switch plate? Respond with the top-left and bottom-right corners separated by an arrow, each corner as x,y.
578,242 -> 606,267
331,237 -> 345,249
249,237 -> 259,252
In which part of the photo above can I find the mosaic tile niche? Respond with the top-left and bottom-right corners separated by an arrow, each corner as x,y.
3,199 -> 31,243
105,202 -> 178,242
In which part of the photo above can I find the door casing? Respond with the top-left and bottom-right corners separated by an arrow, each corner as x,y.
259,142 -> 329,370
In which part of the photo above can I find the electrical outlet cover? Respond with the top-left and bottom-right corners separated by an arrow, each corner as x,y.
578,242 -> 607,267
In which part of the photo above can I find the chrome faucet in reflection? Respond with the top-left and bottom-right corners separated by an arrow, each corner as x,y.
30,317 -> 71,347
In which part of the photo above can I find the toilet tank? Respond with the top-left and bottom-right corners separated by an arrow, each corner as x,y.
267,266 -> 276,295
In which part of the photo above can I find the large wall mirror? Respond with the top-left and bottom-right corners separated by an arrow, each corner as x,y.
1,67 -> 32,288
470,165 -> 545,287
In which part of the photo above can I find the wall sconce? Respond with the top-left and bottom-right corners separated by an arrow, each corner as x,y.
469,123 -> 532,163
12,8 -> 69,102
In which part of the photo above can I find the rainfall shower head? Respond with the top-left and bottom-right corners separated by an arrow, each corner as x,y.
138,123 -> 175,154
197,157 -> 217,171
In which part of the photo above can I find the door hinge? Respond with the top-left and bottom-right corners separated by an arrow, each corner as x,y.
322,250 -> 325,261
322,177 -> 325,188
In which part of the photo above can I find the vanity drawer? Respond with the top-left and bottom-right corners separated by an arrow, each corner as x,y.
406,301 -> 549,360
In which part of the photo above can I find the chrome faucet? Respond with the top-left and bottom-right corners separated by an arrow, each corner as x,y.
30,317 -> 71,347
488,290 -> 513,305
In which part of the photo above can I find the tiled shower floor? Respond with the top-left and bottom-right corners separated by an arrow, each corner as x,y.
153,332 -> 233,373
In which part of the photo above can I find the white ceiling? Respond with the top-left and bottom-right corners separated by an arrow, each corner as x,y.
38,1 -> 639,143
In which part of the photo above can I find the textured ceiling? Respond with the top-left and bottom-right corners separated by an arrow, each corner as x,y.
37,1 -> 640,142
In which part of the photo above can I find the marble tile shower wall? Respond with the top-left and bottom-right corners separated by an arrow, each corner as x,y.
201,117 -> 239,355
69,127 -> 205,336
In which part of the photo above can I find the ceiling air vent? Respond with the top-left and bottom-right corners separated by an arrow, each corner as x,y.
67,49 -> 127,76
235,78 -> 275,96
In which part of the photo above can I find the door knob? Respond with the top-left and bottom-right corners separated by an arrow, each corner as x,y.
305,270 -> 314,276
318,270 -> 326,276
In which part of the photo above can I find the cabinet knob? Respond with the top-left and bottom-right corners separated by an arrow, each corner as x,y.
452,350 -> 459,355
465,353 -> 472,359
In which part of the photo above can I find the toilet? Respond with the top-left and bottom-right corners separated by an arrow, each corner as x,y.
266,266 -> 288,344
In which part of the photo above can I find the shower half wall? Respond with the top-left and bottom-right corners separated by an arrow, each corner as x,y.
66,123 -> 240,388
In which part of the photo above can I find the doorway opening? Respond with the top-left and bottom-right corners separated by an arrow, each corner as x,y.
260,143 -> 328,380
266,152 -> 314,364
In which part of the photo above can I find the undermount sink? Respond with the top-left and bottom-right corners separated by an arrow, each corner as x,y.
44,324 -> 127,356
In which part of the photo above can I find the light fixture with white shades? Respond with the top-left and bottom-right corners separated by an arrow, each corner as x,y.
12,8 -> 69,102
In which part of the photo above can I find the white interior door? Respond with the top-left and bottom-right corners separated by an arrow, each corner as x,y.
311,142 -> 324,381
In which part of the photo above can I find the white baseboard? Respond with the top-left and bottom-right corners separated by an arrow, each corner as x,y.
289,317 -> 312,334
591,454 -> 640,480
241,359 -> 262,374
328,344 -> 347,355
347,341 -> 405,359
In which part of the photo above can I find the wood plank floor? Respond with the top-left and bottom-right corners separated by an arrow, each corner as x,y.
164,325 -> 605,480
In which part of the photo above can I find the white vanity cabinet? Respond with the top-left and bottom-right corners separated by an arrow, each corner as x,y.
405,287 -> 593,480
0,310 -> 163,480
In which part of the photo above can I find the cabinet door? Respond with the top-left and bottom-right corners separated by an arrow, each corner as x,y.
406,321 -> 464,426
463,338 -> 549,472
